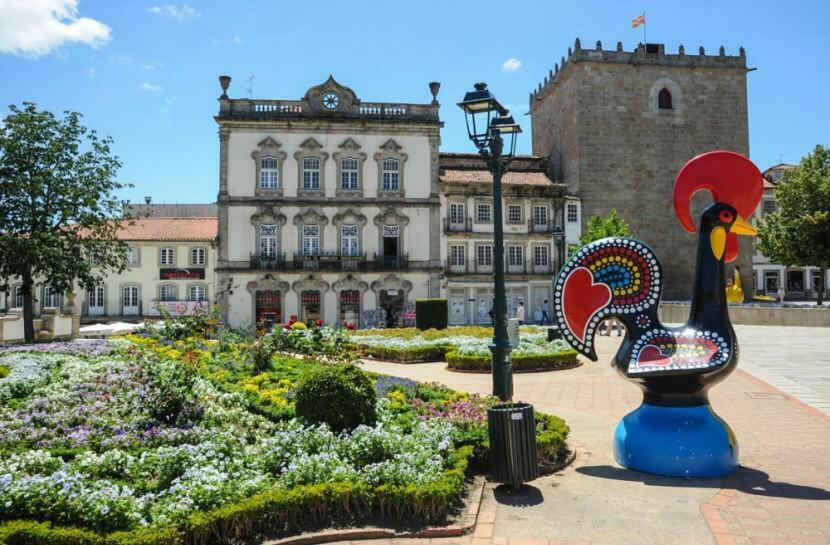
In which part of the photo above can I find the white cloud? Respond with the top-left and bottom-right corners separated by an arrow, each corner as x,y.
231,36 -> 242,44
0,0 -> 111,57
147,4 -> 199,22
502,58 -> 522,73
87,66 -> 95,78
140,82 -> 162,92
109,54 -> 134,64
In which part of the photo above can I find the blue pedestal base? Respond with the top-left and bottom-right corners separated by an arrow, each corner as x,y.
614,403 -> 739,478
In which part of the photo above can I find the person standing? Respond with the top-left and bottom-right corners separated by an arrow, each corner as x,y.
540,299 -> 551,324
515,301 -> 525,325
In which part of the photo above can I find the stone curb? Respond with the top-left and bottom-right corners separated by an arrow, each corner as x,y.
264,476 -> 486,545
444,360 -> 583,374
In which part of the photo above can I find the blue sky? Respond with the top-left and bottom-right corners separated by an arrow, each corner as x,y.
1,0 -> 828,204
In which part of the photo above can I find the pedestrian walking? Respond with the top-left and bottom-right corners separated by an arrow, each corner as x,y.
540,299 -> 551,324
515,301 -> 525,325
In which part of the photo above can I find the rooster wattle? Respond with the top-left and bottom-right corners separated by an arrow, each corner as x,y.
552,150 -> 764,477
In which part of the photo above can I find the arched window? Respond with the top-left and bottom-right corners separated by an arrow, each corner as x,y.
158,284 -> 177,302
658,88 -> 673,110
260,156 -> 279,188
382,158 -> 400,191
188,285 -> 207,302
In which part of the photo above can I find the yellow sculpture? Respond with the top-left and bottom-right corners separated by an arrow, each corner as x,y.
725,267 -> 744,303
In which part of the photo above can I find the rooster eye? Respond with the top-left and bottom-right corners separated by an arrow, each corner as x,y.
718,210 -> 734,223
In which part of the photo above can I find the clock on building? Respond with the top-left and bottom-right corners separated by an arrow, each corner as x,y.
322,92 -> 340,110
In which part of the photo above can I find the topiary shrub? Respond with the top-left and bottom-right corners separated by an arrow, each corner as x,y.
415,298 -> 448,331
295,364 -> 376,432
0,365 -> 9,379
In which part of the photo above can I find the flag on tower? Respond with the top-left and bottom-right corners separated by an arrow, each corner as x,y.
632,14 -> 646,28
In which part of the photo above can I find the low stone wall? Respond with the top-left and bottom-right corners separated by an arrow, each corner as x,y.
659,303 -> 830,327
0,310 -> 80,343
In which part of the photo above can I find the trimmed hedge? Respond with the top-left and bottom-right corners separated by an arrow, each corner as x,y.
445,349 -> 579,372
295,364 -> 377,432
415,299 -> 448,331
0,446 -> 474,545
360,344 -> 448,363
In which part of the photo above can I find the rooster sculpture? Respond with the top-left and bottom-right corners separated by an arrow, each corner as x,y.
552,151 -> 764,477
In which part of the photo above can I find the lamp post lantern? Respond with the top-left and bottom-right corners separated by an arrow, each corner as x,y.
458,83 -> 521,402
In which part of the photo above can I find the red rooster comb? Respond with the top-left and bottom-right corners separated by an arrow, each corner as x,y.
673,151 -> 764,262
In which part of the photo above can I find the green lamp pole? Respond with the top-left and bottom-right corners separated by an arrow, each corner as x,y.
458,83 -> 522,401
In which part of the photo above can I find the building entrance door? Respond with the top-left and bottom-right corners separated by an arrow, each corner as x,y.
449,290 -> 466,325
256,290 -> 281,329
122,286 -> 139,316
380,289 -> 404,328
88,285 -> 105,316
300,290 -> 321,323
339,290 -> 360,327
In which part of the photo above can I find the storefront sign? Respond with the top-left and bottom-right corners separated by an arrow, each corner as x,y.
159,268 -> 205,280
149,300 -> 209,316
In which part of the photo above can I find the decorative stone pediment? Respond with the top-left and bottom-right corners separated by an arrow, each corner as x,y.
246,276 -> 290,294
302,75 -> 359,113
333,208 -> 367,227
333,274 -> 369,293
251,137 -> 286,159
376,139 -> 405,156
294,137 -> 328,158
292,273 -> 330,293
337,138 -> 362,152
293,208 -> 329,226
251,206 -> 287,226
370,273 -> 412,294
373,208 -> 409,227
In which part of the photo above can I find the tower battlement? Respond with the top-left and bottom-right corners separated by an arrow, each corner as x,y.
530,39 -> 748,105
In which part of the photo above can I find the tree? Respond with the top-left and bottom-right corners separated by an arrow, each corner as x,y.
0,103 -> 133,340
579,208 -> 634,245
756,145 -> 830,306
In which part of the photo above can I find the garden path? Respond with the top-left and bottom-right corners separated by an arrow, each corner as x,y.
349,326 -> 830,545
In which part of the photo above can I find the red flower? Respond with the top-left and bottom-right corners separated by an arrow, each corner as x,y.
315,319 -> 323,327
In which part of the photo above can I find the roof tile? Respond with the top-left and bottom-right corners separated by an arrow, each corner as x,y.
116,218 -> 217,242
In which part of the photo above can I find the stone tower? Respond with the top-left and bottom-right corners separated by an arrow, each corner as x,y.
530,40 -> 752,299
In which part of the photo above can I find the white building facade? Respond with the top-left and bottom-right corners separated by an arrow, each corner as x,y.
215,77 -> 443,329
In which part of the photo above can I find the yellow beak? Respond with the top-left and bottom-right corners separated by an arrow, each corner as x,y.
730,215 -> 757,236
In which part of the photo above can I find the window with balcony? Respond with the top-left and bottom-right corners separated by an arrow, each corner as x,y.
382,158 -> 400,191
508,245 -> 524,267
160,247 -> 175,266
476,203 -> 492,223
762,200 -> 777,215
449,203 -> 465,224
450,245 -> 465,266
158,284 -> 177,302
477,245 -> 493,267
302,225 -> 321,256
302,157 -> 321,189
340,224 -> 359,256
340,158 -> 359,189
534,246 -> 550,267
260,156 -> 279,188
507,204 -> 523,224
567,203 -> 579,223
533,205 -> 548,226
259,224 -> 278,257
191,247 -> 206,266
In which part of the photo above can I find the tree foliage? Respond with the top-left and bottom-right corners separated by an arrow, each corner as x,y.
0,102 -> 133,339
579,208 -> 634,245
756,145 -> 830,305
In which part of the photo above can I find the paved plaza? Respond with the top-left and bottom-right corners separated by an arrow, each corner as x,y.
351,325 -> 830,545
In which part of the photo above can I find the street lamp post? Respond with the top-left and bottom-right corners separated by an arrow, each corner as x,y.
458,83 -> 521,402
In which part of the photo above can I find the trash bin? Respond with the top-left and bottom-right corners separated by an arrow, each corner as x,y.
547,327 -> 561,341
487,402 -> 539,486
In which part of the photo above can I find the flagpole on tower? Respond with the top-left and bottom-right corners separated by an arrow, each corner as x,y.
643,10 -> 647,43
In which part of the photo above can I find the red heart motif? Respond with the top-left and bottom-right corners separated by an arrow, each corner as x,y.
636,345 -> 674,367
562,267 -> 612,343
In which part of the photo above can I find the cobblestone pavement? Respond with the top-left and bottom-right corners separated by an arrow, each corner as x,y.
347,325 -> 830,545
733,325 -> 830,414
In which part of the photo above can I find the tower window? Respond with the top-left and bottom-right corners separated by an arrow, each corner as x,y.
658,88 -> 673,110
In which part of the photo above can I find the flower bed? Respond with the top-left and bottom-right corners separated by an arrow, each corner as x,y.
349,326 -> 579,371
0,325 -> 570,545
